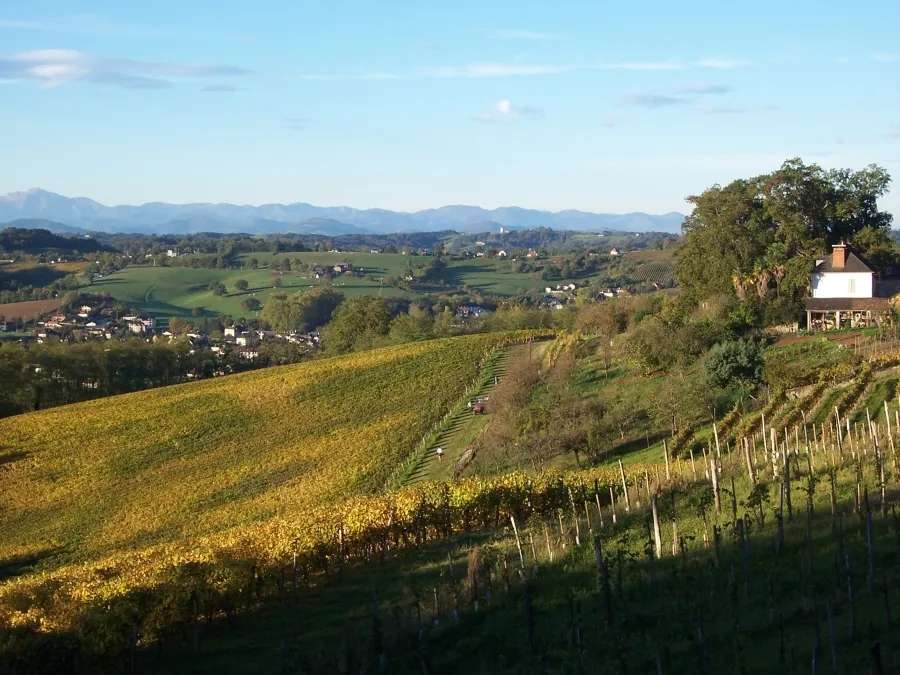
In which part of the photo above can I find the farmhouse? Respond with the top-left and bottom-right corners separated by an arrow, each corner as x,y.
609,248 -> 621,256
805,242 -> 895,331
497,250 -> 508,258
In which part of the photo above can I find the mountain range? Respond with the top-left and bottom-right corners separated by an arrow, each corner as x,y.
0,189 -> 686,236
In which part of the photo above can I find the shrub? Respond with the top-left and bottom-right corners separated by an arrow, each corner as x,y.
705,339 -> 764,389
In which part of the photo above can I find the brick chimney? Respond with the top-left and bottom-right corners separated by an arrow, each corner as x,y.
833,242 -> 847,269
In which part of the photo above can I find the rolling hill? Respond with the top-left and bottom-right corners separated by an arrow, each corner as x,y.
0,334 -> 519,567
0,188 -> 686,235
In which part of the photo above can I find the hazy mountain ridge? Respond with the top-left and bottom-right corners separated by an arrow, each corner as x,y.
0,189 -> 686,235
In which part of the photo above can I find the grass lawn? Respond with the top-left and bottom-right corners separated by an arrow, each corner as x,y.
87,264 -> 418,323
86,252 -> 615,324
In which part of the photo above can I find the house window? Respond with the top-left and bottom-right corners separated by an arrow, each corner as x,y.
848,278 -> 856,294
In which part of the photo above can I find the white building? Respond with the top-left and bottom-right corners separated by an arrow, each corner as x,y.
805,242 -> 891,331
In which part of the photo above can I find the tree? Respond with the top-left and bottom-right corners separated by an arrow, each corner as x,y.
272,276 -> 283,288
320,296 -> 392,354
208,281 -> 226,296
279,258 -> 292,272
241,298 -> 262,312
248,258 -> 259,269
677,159 -> 893,313
191,306 -> 205,317
705,339 -> 764,389
234,279 -> 249,292
259,287 -> 344,333
168,316 -> 188,334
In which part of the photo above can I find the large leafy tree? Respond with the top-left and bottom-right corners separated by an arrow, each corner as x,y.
677,159 -> 893,306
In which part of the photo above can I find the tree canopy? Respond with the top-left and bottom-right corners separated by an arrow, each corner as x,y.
676,158 -> 894,311
259,288 -> 344,333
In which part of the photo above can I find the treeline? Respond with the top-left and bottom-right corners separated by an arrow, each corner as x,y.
0,227 -> 109,256
0,338 -> 313,418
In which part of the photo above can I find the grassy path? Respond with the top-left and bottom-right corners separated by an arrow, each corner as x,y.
404,343 -> 546,485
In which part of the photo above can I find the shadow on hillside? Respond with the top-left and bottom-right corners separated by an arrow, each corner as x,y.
0,548 -> 65,583
0,450 -> 29,467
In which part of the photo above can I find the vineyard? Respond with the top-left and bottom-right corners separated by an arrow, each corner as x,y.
0,331 -> 547,571
628,261 -> 675,285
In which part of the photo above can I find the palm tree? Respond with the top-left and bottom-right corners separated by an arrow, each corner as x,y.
755,268 -> 771,298
732,272 -> 747,300
771,265 -> 786,296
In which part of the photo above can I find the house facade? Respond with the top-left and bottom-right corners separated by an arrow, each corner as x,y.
804,242 -> 893,331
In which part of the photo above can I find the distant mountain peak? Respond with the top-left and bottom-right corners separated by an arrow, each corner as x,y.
0,189 -> 686,235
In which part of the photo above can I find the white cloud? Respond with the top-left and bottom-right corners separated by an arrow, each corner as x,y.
477,28 -> 559,40
871,53 -> 899,63
0,48 -> 251,89
693,58 -> 752,69
476,99 -> 543,123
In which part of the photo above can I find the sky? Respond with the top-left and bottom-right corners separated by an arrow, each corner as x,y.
0,0 -> 898,216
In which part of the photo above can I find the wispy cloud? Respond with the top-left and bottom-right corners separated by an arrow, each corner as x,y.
423,63 -> 573,78
0,49 -> 251,89
201,83 -> 236,92
412,43 -> 440,52
295,71 -> 405,80
0,15 -> 250,40
475,99 -> 543,123
871,53 -> 899,63
623,81 -> 775,114
477,28 -> 559,40
693,58 -> 752,69
674,82 -> 731,94
696,103 -> 779,114
281,117 -> 310,131
601,113 -> 622,128
622,93 -> 687,108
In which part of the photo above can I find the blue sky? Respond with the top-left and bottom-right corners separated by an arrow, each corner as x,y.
1,0 -> 898,216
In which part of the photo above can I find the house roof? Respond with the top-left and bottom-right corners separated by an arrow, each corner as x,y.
814,247 -> 874,274
804,297 -> 891,311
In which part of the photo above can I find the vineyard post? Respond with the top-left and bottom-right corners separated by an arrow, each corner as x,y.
663,440 -> 671,482
510,516 -> 526,574
762,412 -> 768,456
609,487 -> 617,525
568,489 -> 582,546
690,447 -> 697,480
744,439 -> 756,486
618,460 -> 630,512
785,445 -> 793,523
713,422 -> 721,459
710,458 -> 721,514
594,479 -> 604,529
651,495 -> 663,559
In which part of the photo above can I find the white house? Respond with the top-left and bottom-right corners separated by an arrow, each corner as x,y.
609,248 -> 621,256
497,250 -> 508,258
805,242 -> 892,331
810,243 -> 873,299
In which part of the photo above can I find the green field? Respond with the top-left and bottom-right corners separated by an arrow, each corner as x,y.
85,252 -> 606,322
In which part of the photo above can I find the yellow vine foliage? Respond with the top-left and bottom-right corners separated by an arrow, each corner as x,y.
0,463 -> 656,653
0,331 -> 549,568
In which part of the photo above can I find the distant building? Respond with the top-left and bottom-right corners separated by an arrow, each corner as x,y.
609,248 -> 621,256
497,250 -> 508,258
